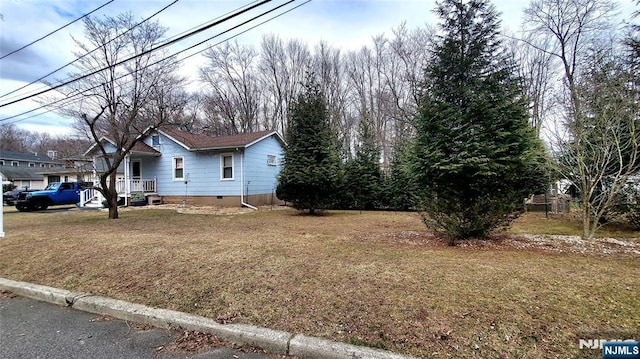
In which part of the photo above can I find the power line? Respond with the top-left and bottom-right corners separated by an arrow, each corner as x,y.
1,1 -> 282,123
0,0 -> 181,100
0,0 -> 115,60
1,0 -> 303,124
0,0 -> 266,102
0,0 -> 310,125
0,0 -> 272,109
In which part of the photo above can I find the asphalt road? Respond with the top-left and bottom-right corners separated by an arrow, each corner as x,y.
0,295 -> 272,359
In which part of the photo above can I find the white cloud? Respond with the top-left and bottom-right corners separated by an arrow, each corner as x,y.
0,0 -> 637,135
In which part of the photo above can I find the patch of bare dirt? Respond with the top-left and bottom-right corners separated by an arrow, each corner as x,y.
170,331 -> 227,352
0,290 -> 16,298
166,331 -> 297,358
117,204 -> 255,215
370,231 -> 640,256
510,234 -> 640,256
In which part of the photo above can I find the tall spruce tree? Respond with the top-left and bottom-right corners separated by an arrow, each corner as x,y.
413,0 -> 547,241
384,139 -> 420,211
343,113 -> 383,210
276,77 -> 341,214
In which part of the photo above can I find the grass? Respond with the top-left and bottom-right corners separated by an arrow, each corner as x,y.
0,206 -> 638,358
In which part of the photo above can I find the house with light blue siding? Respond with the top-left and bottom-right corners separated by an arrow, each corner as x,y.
83,128 -> 285,208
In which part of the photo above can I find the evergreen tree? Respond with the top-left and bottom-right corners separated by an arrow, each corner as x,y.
276,77 -> 341,214
413,0 -> 548,241
384,140 -> 420,211
343,113 -> 383,210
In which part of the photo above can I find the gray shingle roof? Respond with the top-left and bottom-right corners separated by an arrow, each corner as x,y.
0,166 -> 43,180
131,141 -> 161,155
0,149 -> 62,163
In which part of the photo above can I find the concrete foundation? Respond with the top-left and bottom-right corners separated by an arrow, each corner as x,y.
159,193 -> 284,207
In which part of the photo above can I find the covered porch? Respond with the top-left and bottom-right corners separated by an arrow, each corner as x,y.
79,177 -> 157,207
115,178 -> 157,194
79,141 -> 161,207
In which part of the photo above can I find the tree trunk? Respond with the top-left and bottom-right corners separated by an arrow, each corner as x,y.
100,173 -> 120,219
582,199 -> 594,240
106,190 -> 119,219
108,174 -> 119,219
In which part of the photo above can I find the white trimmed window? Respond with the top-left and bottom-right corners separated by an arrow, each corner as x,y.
267,154 -> 277,166
173,156 -> 184,181
151,135 -> 160,146
28,162 -> 35,167
40,163 -> 45,168
0,160 -> 4,165
220,154 -> 234,180
11,161 -> 19,167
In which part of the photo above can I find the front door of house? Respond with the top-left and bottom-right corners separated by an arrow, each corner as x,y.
132,160 -> 141,180
132,160 -> 142,191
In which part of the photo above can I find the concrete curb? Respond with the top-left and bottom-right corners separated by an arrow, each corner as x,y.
290,334 -> 412,359
0,277 -> 86,307
0,278 -> 418,359
72,295 -> 291,354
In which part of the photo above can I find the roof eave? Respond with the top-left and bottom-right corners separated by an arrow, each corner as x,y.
157,129 -> 193,151
83,137 -> 117,156
245,131 -> 286,148
191,145 -> 246,151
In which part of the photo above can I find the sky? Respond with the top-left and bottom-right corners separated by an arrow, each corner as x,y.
0,0 -> 635,137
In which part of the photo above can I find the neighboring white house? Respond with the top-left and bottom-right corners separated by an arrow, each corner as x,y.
82,128 -> 285,207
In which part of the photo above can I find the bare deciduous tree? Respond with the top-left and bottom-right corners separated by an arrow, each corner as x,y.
523,0 -> 625,239
509,32 -> 556,135
192,26 -> 432,166
200,41 -> 261,134
523,0 -> 617,116
311,41 -> 351,155
61,13 -> 184,219
0,124 -> 31,152
0,123 -> 90,157
259,35 -> 310,133
552,52 -> 640,239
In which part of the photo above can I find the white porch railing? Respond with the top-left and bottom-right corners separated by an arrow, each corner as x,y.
115,178 -> 156,194
78,188 -> 95,207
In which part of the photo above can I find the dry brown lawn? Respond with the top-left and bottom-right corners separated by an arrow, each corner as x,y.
0,206 -> 638,358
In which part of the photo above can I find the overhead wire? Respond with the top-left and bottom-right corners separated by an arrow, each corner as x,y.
2,0 -> 303,124
0,0 -> 116,60
0,0 -> 269,102
0,0 -> 182,100
0,0 -> 271,109
0,0 -> 277,123
0,0 -> 310,124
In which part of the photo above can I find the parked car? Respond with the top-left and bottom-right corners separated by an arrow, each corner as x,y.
15,182 -> 91,211
3,188 -> 37,205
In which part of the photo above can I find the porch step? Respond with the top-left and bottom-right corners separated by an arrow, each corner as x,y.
82,199 -> 103,209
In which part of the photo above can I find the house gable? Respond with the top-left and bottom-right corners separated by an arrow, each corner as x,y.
83,137 -> 158,157
83,137 -> 117,157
